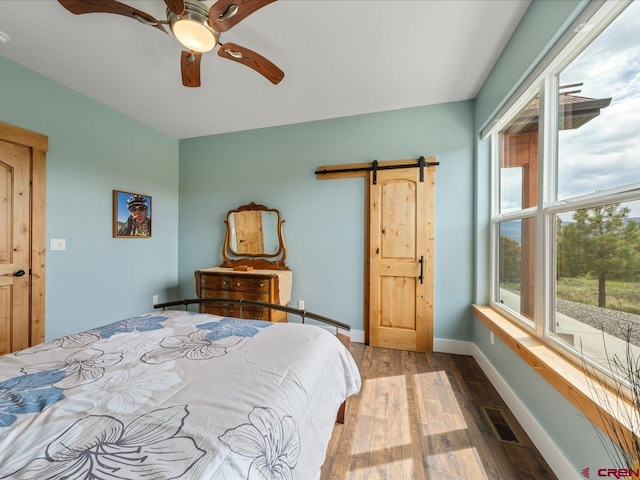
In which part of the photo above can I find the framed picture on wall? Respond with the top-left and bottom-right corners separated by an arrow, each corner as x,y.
113,190 -> 152,238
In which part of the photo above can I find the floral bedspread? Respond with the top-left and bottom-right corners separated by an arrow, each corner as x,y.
0,311 -> 361,479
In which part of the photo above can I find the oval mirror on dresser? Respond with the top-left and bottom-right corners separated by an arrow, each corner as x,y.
194,203 -> 292,322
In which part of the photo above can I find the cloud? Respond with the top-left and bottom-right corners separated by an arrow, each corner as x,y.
498,3 -> 640,217
557,1 -> 640,209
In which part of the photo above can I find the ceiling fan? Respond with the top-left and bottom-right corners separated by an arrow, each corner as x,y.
58,0 -> 284,87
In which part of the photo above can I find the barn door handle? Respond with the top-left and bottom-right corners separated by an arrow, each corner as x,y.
2,269 -> 26,277
418,256 -> 424,284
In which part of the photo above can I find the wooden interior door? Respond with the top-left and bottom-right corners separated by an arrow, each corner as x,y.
1,140 -> 32,354
0,122 -> 47,355
368,166 -> 434,352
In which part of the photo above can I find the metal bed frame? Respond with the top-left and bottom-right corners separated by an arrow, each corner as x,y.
154,297 -> 350,333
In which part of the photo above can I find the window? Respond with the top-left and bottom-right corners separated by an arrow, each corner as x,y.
494,95 -> 540,325
489,0 -> 640,376
497,218 -> 536,323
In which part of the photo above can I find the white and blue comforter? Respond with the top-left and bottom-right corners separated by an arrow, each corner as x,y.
0,311 -> 361,479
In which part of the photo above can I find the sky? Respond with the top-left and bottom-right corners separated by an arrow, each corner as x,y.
500,1 -> 640,217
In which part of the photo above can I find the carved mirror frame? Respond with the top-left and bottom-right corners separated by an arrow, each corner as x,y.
221,202 -> 288,270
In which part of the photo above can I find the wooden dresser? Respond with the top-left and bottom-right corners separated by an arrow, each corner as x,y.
195,267 -> 292,322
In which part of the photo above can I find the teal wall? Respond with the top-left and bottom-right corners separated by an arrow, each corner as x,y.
178,101 -> 475,339
473,0 -> 612,473
0,56 -> 180,340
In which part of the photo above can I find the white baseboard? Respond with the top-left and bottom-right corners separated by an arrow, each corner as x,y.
433,338 -> 474,355
316,326 -> 365,343
344,329 -> 364,343
346,334 -> 471,350
471,343 -> 579,479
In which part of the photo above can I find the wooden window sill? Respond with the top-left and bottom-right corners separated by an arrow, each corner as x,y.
472,304 -> 635,450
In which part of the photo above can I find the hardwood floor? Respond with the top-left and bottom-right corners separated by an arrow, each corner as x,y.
321,344 -> 557,480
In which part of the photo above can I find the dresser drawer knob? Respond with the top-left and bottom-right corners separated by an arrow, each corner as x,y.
259,283 -> 265,287
222,281 -> 227,286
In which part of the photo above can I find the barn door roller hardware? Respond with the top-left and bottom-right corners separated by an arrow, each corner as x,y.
315,156 -> 438,184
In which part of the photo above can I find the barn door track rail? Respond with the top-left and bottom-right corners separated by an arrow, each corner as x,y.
315,156 -> 438,184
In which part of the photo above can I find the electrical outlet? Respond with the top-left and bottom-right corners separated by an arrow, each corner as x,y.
298,300 -> 304,310
490,331 -> 495,346
153,295 -> 159,305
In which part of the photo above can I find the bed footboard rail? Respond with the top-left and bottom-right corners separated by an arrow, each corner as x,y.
154,298 -> 350,332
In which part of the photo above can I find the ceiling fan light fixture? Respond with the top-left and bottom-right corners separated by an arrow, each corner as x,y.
172,19 -> 217,52
169,2 -> 219,53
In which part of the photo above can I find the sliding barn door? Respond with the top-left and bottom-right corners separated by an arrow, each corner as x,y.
368,167 -> 434,352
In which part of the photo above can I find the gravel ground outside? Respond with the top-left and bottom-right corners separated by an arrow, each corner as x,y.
557,298 -> 640,346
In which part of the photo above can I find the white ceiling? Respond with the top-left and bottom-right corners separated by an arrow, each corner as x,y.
0,0 -> 530,139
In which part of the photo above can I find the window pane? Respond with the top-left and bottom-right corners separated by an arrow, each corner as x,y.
557,1 -> 640,200
554,200 -> 640,372
498,218 -> 536,320
499,95 -> 540,214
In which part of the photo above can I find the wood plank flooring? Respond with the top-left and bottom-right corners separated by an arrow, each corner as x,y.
321,344 -> 557,480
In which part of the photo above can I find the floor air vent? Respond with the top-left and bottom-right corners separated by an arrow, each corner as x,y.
481,406 -> 523,446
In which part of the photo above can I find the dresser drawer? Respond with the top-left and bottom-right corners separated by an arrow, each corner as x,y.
200,303 -> 270,321
200,289 -> 269,303
228,306 -> 270,321
195,268 -> 287,323
200,274 -> 271,294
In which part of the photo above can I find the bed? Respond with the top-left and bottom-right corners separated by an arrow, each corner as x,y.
0,302 -> 361,479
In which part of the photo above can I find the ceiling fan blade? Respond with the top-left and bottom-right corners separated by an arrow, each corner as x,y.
218,42 -> 284,84
164,0 -> 185,16
181,51 -> 202,87
58,0 -> 167,33
208,0 -> 275,32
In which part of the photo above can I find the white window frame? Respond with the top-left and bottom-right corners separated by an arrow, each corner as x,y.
487,0 -> 639,372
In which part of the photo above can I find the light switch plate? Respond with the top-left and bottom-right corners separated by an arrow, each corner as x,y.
50,238 -> 66,251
